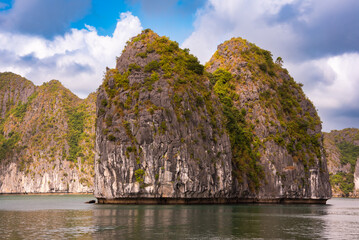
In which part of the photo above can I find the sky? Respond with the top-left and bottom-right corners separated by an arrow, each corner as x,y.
0,0 -> 358,132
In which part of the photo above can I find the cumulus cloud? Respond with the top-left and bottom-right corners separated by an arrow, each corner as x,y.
0,0 -> 91,38
182,0 -> 298,63
288,53 -> 359,131
182,0 -> 359,131
183,0 -> 359,62
270,0 -> 359,58
0,12 -> 143,98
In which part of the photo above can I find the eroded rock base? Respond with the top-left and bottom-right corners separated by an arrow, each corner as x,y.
97,198 -> 328,204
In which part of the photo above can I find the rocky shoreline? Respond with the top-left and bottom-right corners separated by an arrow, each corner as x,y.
97,197 -> 328,204
0,192 -> 93,195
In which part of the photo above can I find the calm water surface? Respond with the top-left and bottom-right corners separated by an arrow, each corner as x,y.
0,195 -> 358,239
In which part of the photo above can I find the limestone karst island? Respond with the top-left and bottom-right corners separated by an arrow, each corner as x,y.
1,30 -> 358,203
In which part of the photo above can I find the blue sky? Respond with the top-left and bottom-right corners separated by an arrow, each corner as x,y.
0,0 -> 204,42
0,0 -> 359,131
71,0 -> 205,43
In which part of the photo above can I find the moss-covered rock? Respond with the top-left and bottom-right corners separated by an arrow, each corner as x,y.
206,37 -> 331,200
95,30 -> 233,200
324,128 -> 359,197
0,72 -> 95,193
95,31 -> 332,202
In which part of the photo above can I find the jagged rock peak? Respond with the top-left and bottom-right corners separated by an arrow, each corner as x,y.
206,37 -> 278,76
95,29 -> 233,201
0,72 -> 35,88
40,79 -> 80,100
0,72 -> 36,118
0,73 -> 95,194
205,36 -> 332,200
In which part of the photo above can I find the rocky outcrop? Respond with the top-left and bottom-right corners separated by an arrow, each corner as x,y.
205,37 -> 331,201
95,30 -> 234,201
0,73 -> 35,118
324,128 -> 359,197
94,30 -> 331,203
0,73 -> 95,193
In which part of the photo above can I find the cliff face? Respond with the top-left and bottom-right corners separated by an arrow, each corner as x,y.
95,30 -> 331,203
95,30 -> 233,201
205,38 -> 331,200
0,72 -> 95,193
324,128 -> 359,197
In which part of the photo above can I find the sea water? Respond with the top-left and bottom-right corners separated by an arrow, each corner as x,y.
0,195 -> 358,239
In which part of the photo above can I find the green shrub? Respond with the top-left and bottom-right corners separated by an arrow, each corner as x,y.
144,60 -> 160,72
111,70 -> 130,91
159,121 -> 167,134
184,110 -> 191,119
258,63 -> 267,72
67,107 -> 85,162
101,99 -> 108,107
136,52 -> 147,58
105,116 -> 112,126
135,169 -> 145,183
195,95 -> 204,107
129,63 -> 141,71
108,134 -> 116,141
186,55 -> 204,75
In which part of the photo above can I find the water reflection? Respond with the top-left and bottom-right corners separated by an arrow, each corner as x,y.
322,198 -> 359,239
90,204 -> 329,239
0,210 -> 94,239
0,196 -> 358,239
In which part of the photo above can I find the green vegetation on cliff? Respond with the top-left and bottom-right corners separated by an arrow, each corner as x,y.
211,68 -> 263,190
0,131 -> 20,162
325,128 -> 359,197
98,30 -> 230,193
98,30 -> 330,198
0,72 -> 96,192
205,36 -> 327,194
67,106 -> 85,162
1,30 -> 331,198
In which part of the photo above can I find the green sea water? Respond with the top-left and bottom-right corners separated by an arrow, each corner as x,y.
0,195 -> 358,239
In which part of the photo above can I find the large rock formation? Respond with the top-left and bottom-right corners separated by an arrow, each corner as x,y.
94,30 -> 332,203
205,37 -> 331,201
95,30 -> 234,203
0,72 -> 95,193
324,128 -> 359,197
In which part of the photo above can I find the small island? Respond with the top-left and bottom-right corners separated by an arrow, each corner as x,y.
94,30 -> 331,204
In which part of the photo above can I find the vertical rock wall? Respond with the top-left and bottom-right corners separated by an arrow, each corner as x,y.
205,37 -> 331,200
94,30 -> 234,201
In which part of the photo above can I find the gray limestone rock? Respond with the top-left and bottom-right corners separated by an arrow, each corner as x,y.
94,30 -> 234,201
94,31 -> 332,203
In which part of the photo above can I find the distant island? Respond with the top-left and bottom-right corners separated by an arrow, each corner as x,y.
0,30 -> 357,201
324,128 -> 359,197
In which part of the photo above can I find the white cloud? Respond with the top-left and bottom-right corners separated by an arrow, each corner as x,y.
290,54 -> 359,109
287,53 -> 359,131
182,0 -> 298,63
0,12 -> 142,98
